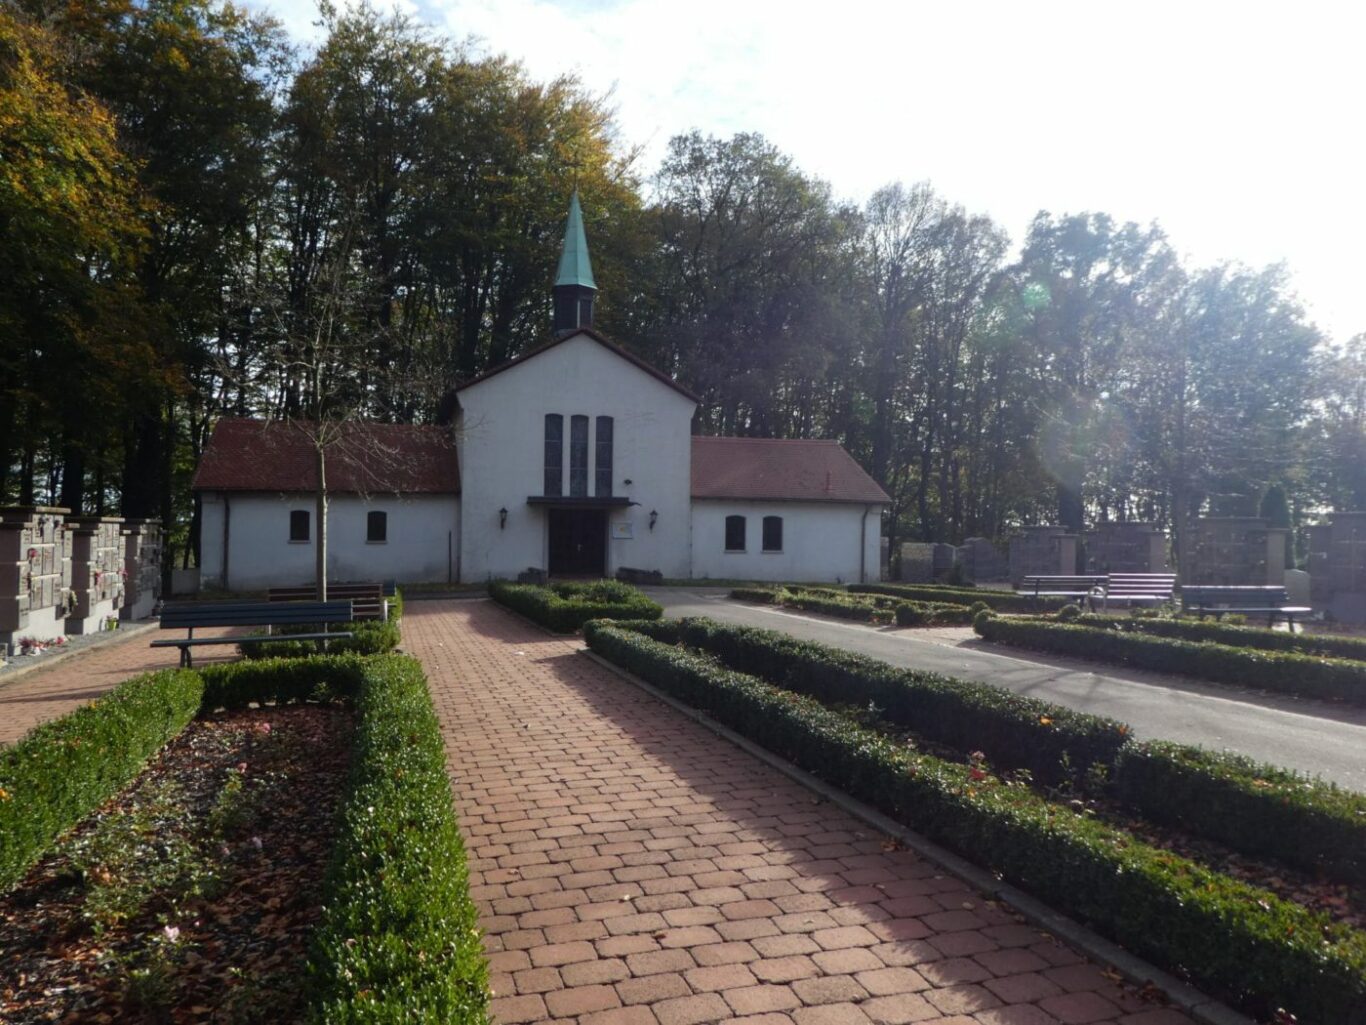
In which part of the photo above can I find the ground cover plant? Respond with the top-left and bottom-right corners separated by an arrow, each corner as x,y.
584,621 -> 1366,1025
1072,612 -> 1366,662
0,654 -> 489,1025
974,613 -> 1366,704
489,578 -> 661,632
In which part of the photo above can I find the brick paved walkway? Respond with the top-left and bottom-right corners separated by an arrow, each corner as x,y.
0,625 -> 240,746
408,600 -> 1192,1025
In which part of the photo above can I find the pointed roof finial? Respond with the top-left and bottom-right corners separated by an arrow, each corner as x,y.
555,189 -> 597,291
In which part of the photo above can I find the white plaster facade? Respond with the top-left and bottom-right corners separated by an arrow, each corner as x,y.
199,492 -> 459,591
690,500 -> 882,584
456,332 -> 696,581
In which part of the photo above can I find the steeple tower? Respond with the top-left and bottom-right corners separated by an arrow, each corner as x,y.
553,190 -> 597,335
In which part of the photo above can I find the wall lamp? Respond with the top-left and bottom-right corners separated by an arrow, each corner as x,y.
499,507 -> 508,529
649,510 -> 658,531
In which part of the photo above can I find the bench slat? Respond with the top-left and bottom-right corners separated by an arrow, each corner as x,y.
160,600 -> 354,630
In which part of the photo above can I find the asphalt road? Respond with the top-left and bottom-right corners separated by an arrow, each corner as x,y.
645,587 -> 1366,791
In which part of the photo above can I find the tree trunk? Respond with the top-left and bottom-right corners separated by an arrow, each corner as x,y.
315,446 -> 328,601
59,444 -> 85,514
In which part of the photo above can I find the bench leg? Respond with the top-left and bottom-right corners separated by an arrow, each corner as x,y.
180,646 -> 192,669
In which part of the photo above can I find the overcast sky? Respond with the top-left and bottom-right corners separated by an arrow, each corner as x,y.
250,0 -> 1365,343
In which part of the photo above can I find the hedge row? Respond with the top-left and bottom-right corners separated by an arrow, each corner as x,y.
241,591 -> 406,660
490,579 -> 662,633
637,616 -> 1366,885
1074,613 -> 1366,663
895,600 -> 977,627
851,581 -> 1065,612
0,668 -> 204,893
584,623 -> 1366,1025
199,654 -> 369,710
975,615 -> 1366,705
308,655 -> 489,1024
669,616 -> 1128,785
1114,742 -> 1366,886
779,589 -> 894,624
728,586 -> 975,628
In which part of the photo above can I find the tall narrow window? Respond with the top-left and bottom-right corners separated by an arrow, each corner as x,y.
289,510 -> 310,542
367,510 -> 387,543
569,415 -> 589,497
595,416 -> 614,496
725,515 -> 746,552
544,414 -> 563,496
762,516 -> 783,552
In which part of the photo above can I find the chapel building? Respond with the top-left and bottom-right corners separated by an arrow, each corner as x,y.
193,195 -> 889,588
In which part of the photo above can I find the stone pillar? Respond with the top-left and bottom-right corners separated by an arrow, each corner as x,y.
0,506 -> 72,652
1306,523 -> 1333,603
66,516 -> 127,635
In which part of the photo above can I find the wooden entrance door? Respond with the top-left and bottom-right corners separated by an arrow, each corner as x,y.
548,508 -> 607,576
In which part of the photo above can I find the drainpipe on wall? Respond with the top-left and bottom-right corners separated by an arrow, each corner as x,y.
222,494 -> 231,592
859,504 -> 873,584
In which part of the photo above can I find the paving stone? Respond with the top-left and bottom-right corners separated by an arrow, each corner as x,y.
407,600 -> 1197,1025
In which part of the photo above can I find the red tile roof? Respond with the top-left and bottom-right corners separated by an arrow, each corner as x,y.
691,436 -> 890,504
193,418 -> 459,494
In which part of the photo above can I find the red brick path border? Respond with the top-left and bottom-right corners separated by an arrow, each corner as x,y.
407,600 -> 1192,1025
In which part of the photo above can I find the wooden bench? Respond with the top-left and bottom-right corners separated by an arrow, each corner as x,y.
1095,573 -> 1177,611
1179,586 -> 1312,631
1017,575 -> 1107,609
267,582 -> 394,621
151,600 -> 355,667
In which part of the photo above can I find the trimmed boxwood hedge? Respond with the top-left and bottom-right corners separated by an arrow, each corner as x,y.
0,667 -> 204,894
241,591 -> 406,660
727,587 -> 974,628
1074,613 -> 1366,663
622,616 -> 1366,886
974,614 -> 1366,705
894,600 -> 976,626
729,586 -> 780,604
777,589 -> 894,624
584,623 -> 1366,1025
851,581 -> 1065,613
490,579 -> 662,633
668,616 -> 1129,785
1114,742 -> 1366,886
308,655 -> 489,1024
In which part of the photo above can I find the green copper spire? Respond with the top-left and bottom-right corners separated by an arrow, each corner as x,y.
554,190 -> 597,290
